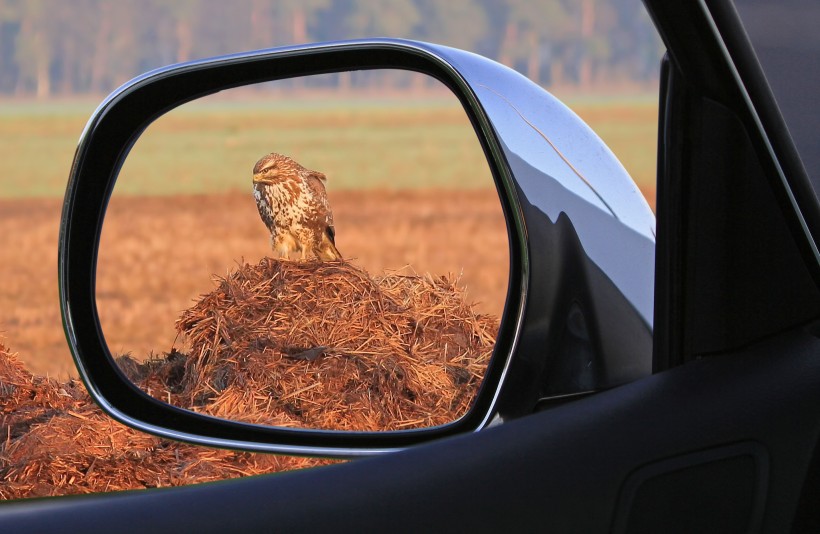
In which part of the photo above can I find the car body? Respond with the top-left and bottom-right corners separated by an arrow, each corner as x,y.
2,0 -> 819,532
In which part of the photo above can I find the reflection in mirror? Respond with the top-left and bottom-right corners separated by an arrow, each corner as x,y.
97,70 -> 508,431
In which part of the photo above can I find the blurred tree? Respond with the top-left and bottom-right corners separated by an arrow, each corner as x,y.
575,0 -> 616,90
107,2 -> 145,91
0,0 -> 19,22
503,0 -> 574,86
609,0 -> 665,84
244,0 -> 331,49
168,0 -> 199,63
343,0 -> 421,89
14,0 -> 52,97
344,0 -> 420,38
417,0 -> 487,52
89,0 -> 113,94
277,0 -> 331,44
0,0 -> 663,96
249,0 -> 275,50
187,0 -> 250,59
410,0 -> 487,90
0,0 -> 21,93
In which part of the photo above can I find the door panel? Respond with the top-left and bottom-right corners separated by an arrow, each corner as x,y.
3,327 -> 819,532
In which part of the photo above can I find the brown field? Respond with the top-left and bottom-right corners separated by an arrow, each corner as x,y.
1,189 -> 511,378
1,186 -> 654,379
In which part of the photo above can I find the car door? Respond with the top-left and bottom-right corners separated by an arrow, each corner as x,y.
2,0 -> 820,532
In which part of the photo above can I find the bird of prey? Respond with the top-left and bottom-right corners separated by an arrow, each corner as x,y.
252,152 -> 342,261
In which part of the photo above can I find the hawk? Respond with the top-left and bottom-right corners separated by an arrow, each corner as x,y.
252,153 -> 342,261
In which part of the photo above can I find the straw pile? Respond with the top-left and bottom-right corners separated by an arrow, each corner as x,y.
126,258 -> 497,431
0,259 -> 497,498
0,340 -> 333,499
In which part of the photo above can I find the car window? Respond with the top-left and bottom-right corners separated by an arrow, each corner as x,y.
0,0 -> 663,499
733,0 -> 820,197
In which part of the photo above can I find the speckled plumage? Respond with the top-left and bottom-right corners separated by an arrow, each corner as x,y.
252,153 -> 342,261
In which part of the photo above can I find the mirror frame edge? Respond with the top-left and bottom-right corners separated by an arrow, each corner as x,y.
58,39 -> 529,457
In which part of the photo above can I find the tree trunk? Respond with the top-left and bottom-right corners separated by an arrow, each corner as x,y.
176,18 -> 193,63
579,0 -> 596,90
90,1 -> 112,94
526,30 -> 540,85
60,37 -> 74,94
499,21 -> 517,68
111,15 -> 137,90
551,60 -> 565,89
34,25 -> 50,99
35,54 -> 50,99
292,7 -> 306,43
250,0 -> 268,48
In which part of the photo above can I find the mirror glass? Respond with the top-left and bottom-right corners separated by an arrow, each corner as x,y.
97,70 -> 508,431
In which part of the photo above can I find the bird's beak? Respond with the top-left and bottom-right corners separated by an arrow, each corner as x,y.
253,173 -> 275,185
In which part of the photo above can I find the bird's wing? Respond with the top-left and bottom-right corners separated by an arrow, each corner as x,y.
307,170 -> 327,183
305,173 -> 334,227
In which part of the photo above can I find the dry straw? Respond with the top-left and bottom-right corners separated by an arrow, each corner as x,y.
0,259 -> 497,498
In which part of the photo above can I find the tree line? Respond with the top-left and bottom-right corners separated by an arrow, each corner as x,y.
0,0 -> 664,98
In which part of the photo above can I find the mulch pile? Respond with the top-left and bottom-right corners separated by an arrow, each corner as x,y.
0,258 -> 497,498
0,340 -> 330,499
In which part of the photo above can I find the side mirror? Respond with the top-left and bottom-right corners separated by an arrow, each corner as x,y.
60,39 -> 655,456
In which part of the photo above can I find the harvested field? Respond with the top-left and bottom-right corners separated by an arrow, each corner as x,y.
0,97 -> 658,378
0,186 -> 655,378
0,189 -> 511,378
